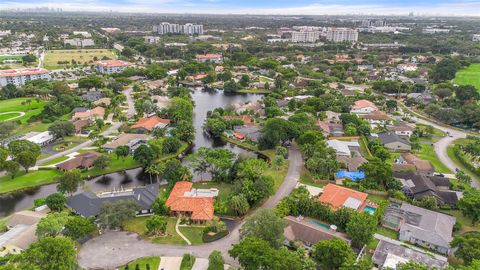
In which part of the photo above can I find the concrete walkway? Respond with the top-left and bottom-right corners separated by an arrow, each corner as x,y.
191,258 -> 208,270
158,256 -> 182,270
175,219 -> 191,245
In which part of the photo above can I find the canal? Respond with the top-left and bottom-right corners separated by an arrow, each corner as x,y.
0,89 -> 263,217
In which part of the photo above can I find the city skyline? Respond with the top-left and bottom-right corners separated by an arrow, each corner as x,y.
1,0 -> 480,16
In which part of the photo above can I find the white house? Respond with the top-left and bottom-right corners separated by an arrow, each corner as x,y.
0,68 -> 50,87
397,63 -> 418,72
327,139 -> 360,156
95,60 -> 131,74
195,54 -> 223,63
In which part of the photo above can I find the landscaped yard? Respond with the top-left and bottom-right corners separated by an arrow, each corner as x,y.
0,169 -> 62,194
123,216 -> 187,245
447,138 -> 479,180
440,209 -> 479,234
376,226 -> 399,239
120,256 -> 160,270
43,49 -> 117,70
0,112 -> 22,121
416,123 -> 446,137
81,155 -> 140,178
178,226 -> 205,245
0,98 -> 46,124
418,144 -> 451,173
41,156 -> 69,166
454,63 -> 480,93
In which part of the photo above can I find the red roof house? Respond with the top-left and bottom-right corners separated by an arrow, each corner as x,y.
319,184 -> 369,212
131,115 -> 171,133
166,181 -> 215,222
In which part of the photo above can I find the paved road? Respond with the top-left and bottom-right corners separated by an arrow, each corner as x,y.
36,122 -> 121,165
406,110 -> 479,188
123,87 -> 137,119
77,145 -> 303,270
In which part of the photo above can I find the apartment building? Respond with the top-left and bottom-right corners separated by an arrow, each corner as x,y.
94,60 -> 131,74
326,28 -> 358,42
143,36 -> 161,44
154,22 -> 203,35
0,68 -> 50,87
291,31 -> 320,43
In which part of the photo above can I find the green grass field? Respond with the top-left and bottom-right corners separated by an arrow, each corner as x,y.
0,169 -> 62,194
0,112 -> 22,121
43,49 -> 117,70
120,257 -> 160,270
178,226 -> 205,245
418,144 -> 451,173
454,63 -> 480,93
0,55 -> 23,61
0,98 -> 46,123
123,216 -> 187,245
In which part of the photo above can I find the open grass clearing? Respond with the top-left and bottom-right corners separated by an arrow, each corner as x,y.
41,156 -> 69,166
0,98 -> 46,123
417,144 -> 451,174
44,49 -> 117,70
120,256 -> 160,270
0,169 -> 62,194
123,216 -> 187,245
454,63 -> 480,93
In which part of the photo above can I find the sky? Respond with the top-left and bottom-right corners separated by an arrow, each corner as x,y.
1,0 -> 480,16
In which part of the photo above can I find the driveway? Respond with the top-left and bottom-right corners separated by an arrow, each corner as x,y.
77,145 -> 303,270
158,256 -> 182,270
123,87 -> 137,119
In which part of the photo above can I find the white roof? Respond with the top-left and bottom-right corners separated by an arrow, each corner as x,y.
343,197 -> 363,210
26,131 -> 54,145
383,253 -> 409,269
327,139 -> 359,156
0,224 -> 28,246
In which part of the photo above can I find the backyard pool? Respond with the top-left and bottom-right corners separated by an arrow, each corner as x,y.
306,218 -> 331,229
364,205 -> 377,215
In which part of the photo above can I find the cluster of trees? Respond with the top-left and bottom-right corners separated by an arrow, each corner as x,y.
0,139 -> 41,179
340,113 -> 371,137
203,108 -> 245,138
298,130 -> 339,180
276,187 -> 377,248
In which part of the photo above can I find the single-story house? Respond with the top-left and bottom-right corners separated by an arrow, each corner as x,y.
72,106 -> 105,121
336,155 -> 367,171
102,133 -> 149,153
398,153 -> 434,176
165,181 -> 217,223
359,110 -> 391,125
24,131 -> 55,146
283,216 -> 351,246
224,115 -> 255,126
394,171 -> 461,205
73,119 -> 92,134
233,125 -> 261,142
407,92 -> 434,104
67,184 -> 159,217
56,152 -> 101,171
387,122 -> 415,137
327,139 -> 360,157
0,211 -> 47,257
350,99 -> 378,114
375,132 -> 411,151
131,116 -> 171,133
93,97 -> 111,106
373,240 -> 448,269
81,91 -> 103,102
382,203 -> 456,255
318,184 -> 374,213
317,121 -> 344,137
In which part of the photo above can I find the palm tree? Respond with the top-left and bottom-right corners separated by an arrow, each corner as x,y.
145,165 -> 156,184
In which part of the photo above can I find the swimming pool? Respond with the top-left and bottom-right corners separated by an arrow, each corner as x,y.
364,206 -> 377,215
306,218 -> 331,229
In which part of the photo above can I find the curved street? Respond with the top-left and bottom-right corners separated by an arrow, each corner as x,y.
77,144 -> 303,270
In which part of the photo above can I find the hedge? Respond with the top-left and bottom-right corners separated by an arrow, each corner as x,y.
202,230 -> 229,243
453,146 -> 480,177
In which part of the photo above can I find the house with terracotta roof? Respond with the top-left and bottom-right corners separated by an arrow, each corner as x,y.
131,115 -> 171,133
350,99 -> 379,114
95,60 -> 131,74
195,54 -> 223,63
319,184 -> 373,213
166,181 -> 218,223
72,106 -> 105,121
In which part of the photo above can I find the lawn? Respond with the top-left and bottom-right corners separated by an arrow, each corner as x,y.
192,181 -> 232,202
416,123 -> 446,137
0,55 -> 23,61
120,256 -> 160,270
0,98 -> 46,123
454,63 -> 480,93
41,156 -> 69,166
178,226 -> 205,245
0,112 -> 22,121
0,169 -> 62,194
180,254 -> 196,270
439,209 -> 479,234
43,49 -> 117,70
376,226 -> 399,239
417,144 -> 451,173
447,142 -> 479,181
81,156 -> 140,178
123,216 -> 187,245
238,89 -> 271,94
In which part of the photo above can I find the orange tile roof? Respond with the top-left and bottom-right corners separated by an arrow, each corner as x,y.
196,54 -> 222,59
131,115 -> 170,131
166,181 -> 215,221
318,184 -> 368,210
95,60 -> 131,67
73,106 -> 105,119
0,68 -> 49,77
351,99 -> 378,110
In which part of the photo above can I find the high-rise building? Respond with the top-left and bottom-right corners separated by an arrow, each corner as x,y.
291,31 -> 320,43
326,28 -> 358,42
154,22 -> 203,35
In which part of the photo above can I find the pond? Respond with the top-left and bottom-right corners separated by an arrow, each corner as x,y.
0,89 -> 263,218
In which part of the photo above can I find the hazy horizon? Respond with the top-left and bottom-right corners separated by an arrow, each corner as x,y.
1,0 -> 480,17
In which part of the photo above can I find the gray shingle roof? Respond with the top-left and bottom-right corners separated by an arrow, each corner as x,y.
377,132 -> 411,146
